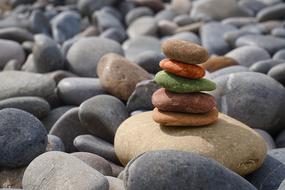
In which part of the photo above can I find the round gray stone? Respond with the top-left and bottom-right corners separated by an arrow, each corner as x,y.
79,95 -> 128,143
0,108 -> 47,168
22,151 -> 109,190
67,37 -> 124,77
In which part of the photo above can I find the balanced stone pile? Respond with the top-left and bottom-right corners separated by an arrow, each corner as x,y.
152,39 -> 218,127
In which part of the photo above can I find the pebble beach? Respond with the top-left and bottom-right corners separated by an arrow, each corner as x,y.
0,0 -> 285,189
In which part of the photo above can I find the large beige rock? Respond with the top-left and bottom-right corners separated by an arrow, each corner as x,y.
114,111 -> 267,176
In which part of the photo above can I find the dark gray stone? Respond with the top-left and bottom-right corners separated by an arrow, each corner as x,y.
0,71 -> 56,103
0,39 -> 25,70
49,108 -> 89,152
77,0 -> 116,17
74,134 -> 119,164
226,46 -> 270,67
46,134 -> 65,152
209,72 -> 285,135
57,77 -> 106,106
133,51 -> 164,74
0,27 -> 33,43
200,22 -> 237,55
0,96 -> 50,119
93,10 -> 123,32
79,95 -> 128,143
154,9 -> 176,22
51,11 -> 81,44
127,80 -> 160,112
100,28 -> 127,44
125,150 -> 257,190
236,34 -> 285,55
44,70 -> 78,84
127,16 -> 158,38
71,152 -> 113,176
125,7 -> 153,26
0,108 -> 47,168
268,63 -> 285,85
22,151 -> 109,190
246,148 -> 285,190
32,34 -> 64,73
173,15 -> 193,26
123,36 -> 161,60
29,10 -> 51,35
276,130 -> 285,148
273,49 -> 285,60
41,106 -> 73,132
238,0 -> 266,15
257,3 -> 285,22
109,162 -> 124,177
249,59 -> 284,74
67,37 -> 124,77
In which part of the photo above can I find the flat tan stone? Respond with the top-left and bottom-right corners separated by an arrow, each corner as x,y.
114,111 -> 267,176
153,107 -> 218,126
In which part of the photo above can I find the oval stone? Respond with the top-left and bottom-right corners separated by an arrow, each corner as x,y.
22,151 -> 109,190
97,53 -> 152,101
0,108 -> 47,168
159,59 -> 205,79
155,71 -> 216,93
200,56 -> 238,72
152,88 -> 216,113
153,107 -> 219,127
162,39 -> 208,64
114,111 -> 267,175
124,150 -> 257,190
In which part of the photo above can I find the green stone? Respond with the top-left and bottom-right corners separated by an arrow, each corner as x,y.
155,71 -> 216,93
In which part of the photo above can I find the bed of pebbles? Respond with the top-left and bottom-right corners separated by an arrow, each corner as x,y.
0,0 -> 285,189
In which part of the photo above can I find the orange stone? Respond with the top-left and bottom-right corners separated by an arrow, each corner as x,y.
159,59 -> 205,79
200,56 -> 238,72
152,107 -> 219,127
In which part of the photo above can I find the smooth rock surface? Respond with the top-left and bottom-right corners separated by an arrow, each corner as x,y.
67,37 -> 124,77
162,39 -> 208,64
226,46 -> 270,67
57,77 -> 106,105
79,95 -> 128,143
155,71 -> 216,93
97,53 -> 152,101
210,72 -> 285,135
22,151 -> 109,190
127,80 -> 160,112
49,108 -> 89,152
0,108 -> 47,168
0,96 -> 50,119
74,135 -> 119,164
115,111 -> 267,175
124,150 -> 257,190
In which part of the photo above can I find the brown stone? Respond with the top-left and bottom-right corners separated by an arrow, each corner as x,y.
162,39 -> 208,64
153,107 -> 219,126
97,53 -> 152,101
0,167 -> 26,188
159,58 -> 205,79
200,56 -> 238,72
114,111 -> 267,175
133,0 -> 165,11
152,88 -> 216,113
